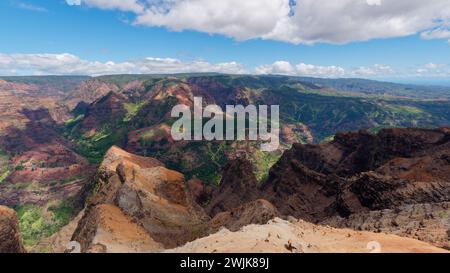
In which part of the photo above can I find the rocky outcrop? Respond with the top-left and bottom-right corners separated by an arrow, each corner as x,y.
187,177 -> 214,206
79,91 -> 128,134
261,128 -> 450,222
71,204 -> 163,253
269,128 -> 449,178
281,123 -> 314,145
322,202 -> 450,249
126,123 -> 174,154
64,79 -> 120,110
261,158 -> 343,222
207,158 -> 260,216
167,218 -> 448,253
0,206 -> 25,253
82,146 -> 210,250
209,199 -> 280,233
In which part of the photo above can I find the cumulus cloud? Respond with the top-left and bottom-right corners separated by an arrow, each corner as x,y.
136,0 -> 290,41
415,63 -> 448,76
0,53 -> 247,76
255,61 -> 394,78
255,61 -> 296,75
296,63 -> 346,77
421,27 -> 450,44
351,64 -> 394,77
66,0 -> 450,45
66,0 -> 144,13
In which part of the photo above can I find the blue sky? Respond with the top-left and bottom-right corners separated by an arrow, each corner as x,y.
1,0 -> 450,84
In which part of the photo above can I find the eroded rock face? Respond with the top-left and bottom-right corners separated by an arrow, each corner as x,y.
0,206 -> 25,253
322,202 -> 450,250
187,177 -> 214,206
209,199 -> 280,233
64,79 -> 120,110
261,158 -> 343,222
88,145 -> 164,205
0,105 -> 95,211
166,128 -> 450,249
79,91 -> 128,134
82,146 -> 210,250
261,128 -> 450,222
207,158 -> 260,217
71,204 -> 163,253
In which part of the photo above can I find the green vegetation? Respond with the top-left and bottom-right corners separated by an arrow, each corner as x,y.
14,164 -> 25,171
0,170 -> 10,184
8,182 -> 34,190
59,175 -> 82,185
321,135 -> 335,144
15,202 -> 74,247
253,151 -> 282,183
44,175 -> 82,187
64,123 -> 128,164
0,150 -> 11,184
64,114 -> 85,127
138,126 -> 168,143
124,102 -> 145,122
163,141 -> 230,185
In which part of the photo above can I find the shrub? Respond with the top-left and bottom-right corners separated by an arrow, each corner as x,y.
16,202 -> 74,247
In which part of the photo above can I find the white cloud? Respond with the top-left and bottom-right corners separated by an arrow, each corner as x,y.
66,0 -> 450,45
0,53 -> 247,76
424,63 -> 446,70
136,0 -> 290,41
296,63 -> 346,77
351,64 -> 394,76
421,27 -> 450,44
255,61 -> 296,75
255,61 -> 392,78
66,0 -> 144,13
415,63 -> 448,77
16,3 -> 48,12
256,61 -> 347,78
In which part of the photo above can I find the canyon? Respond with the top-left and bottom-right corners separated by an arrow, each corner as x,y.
0,75 -> 449,253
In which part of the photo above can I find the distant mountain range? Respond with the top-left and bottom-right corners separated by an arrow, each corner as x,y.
3,74 -> 450,99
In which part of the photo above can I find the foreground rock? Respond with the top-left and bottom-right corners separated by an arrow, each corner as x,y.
79,146 -> 210,250
167,218 -> 448,253
0,206 -> 25,253
209,199 -> 280,233
323,202 -> 450,249
72,204 -> 163,253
